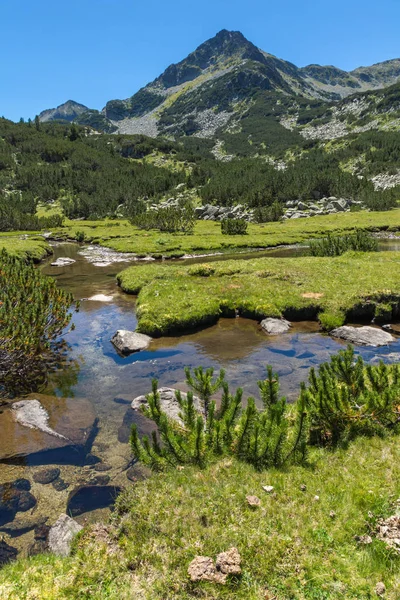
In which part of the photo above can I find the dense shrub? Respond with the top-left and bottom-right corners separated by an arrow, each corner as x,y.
254,200 -> 283,223
0,250 -> 74,396
304,346 -> 400,445
132,201 -> 195,234
309,230 -> 378,256
131,366 -> 308,471
221,218 -> 248,235
131,347 -> 400,472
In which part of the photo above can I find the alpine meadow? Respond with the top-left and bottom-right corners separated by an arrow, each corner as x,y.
2,18 -> 400,600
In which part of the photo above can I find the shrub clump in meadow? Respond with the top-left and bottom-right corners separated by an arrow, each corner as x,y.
131,347 -> 400,472
309,229 -> 378,256
221,218 -> 248,235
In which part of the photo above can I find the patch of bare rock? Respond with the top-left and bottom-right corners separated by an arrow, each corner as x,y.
131,387 -> 203,423
48,514 -> 83,557
188,547 -> 241,584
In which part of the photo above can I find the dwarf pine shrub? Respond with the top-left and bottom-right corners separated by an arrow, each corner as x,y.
130,365 -> 308,471
309,230 -> 378,256
304,345 -> 400,445
221,218 -> 248,235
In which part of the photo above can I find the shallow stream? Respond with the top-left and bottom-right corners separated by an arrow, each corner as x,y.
1,240 -> 400,558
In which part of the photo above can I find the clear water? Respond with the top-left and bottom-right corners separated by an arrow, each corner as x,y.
1,240 -> 400,557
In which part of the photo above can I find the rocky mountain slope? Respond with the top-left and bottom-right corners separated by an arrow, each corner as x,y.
38,30 -> 400,141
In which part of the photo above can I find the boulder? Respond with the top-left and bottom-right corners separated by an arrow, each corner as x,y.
330,326 -> 395,347
50,257 -> 76,267
131,387 -> 203,424
331,199 -> 347,211
297,201 -> 309,211
261,318 -> 291,335
0,394 -> 97,464
111,330 -> 152,355
48,514 -> 83,557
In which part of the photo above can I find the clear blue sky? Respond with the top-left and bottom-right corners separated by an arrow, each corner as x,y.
1,0 -> 400,121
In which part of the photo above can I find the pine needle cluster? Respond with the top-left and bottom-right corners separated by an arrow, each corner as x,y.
130,365 -> 308,471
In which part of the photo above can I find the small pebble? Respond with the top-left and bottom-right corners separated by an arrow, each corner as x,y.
300,484 -> 307,492
375,581 -> 386,596
246,495 -> 261,507
313,495 -> 320,502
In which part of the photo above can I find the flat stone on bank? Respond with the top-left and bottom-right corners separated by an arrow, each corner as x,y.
330,326 -> 395,347
111,330 -> 152,355
48,514 -> 82,557
261,318 -> 291,335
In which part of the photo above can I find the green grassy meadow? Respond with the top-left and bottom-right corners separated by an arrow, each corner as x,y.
1,435 -> 400,599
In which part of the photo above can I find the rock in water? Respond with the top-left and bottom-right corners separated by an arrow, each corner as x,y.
33,468 -> 60,485
51,257 -> 76,267
131,387 -> 203,423
48,514 -> 83,557
0,480 -> 37,525
111,330 -> 152,355
261,318 -> 291,335
0,394 -> 97,464
330,326 -> 395,347
12,400 -> 68,441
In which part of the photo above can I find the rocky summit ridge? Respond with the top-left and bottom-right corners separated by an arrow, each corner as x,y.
38,29 -> 400,140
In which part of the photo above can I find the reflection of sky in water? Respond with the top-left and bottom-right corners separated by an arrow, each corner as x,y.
44,243 -> 400,432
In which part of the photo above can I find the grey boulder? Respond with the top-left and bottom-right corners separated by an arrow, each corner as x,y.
48,514 -> 83,557
111,330 -> 152,355
330,326 -> 395,347
132,387 -> 203,423
261,318 -> 291,335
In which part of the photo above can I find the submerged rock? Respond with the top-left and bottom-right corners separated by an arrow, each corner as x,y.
48,514 -> 83,557
111,330 -> 152,355
131,387 -> 203,424
0,480 -> 37,525
66,485 -> 121,517
51,257 -> 76,267
0,394 -> 97,464
261,318 -> 291,335
330,326 -> 395,347
33,467 -> 60,485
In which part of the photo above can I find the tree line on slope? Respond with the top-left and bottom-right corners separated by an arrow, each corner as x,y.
0,118 -> 399,229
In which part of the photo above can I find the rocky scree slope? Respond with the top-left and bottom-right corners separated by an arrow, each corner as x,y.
38,30 -> 400,141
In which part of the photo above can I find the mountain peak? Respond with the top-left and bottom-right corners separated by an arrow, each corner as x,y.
39,100 -> 89,122
153,29 -> 261,89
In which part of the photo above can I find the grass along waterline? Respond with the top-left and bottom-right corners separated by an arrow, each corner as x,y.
117,250 -> 400,336
1,434 -> 400,599
48,208 -> 400,258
